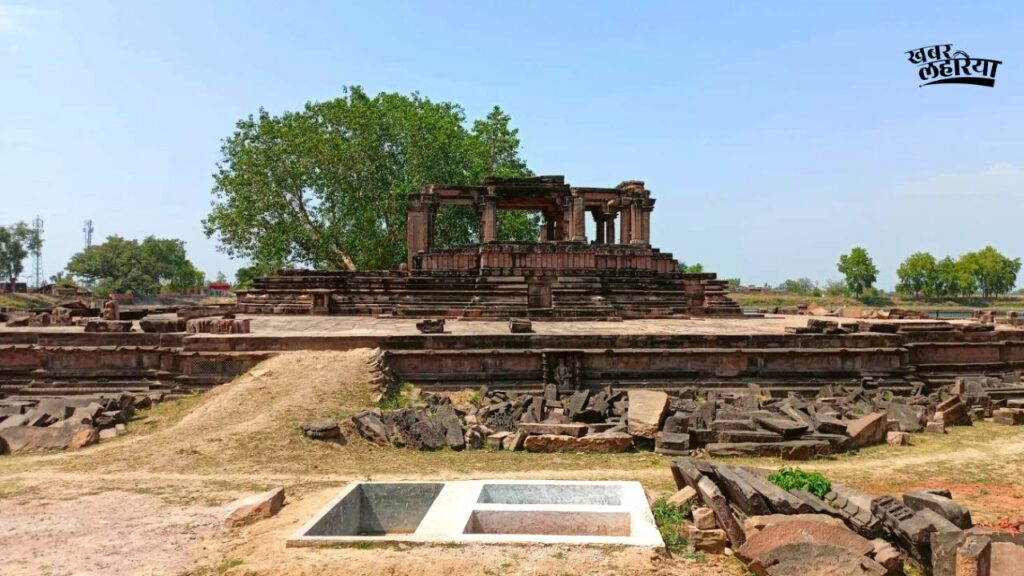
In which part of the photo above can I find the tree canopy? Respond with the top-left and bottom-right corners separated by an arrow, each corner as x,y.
204,86 -> 537,272
896,247 -> 1019,298
776,277 -> 820,296
65,236 -> 205,296
837,247 -> 878,295
0,222 -> 39,290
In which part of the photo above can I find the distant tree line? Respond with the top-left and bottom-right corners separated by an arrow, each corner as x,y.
896,247 -> 1021,298
62,235 -> 206,297
773,246 -> 1021,299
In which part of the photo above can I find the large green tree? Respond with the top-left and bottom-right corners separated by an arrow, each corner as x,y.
958,246 -> 1021,297
65,235 -> 205,296
837,247 -> 878,295
776,277 -> 818,296
0,222 -> 39,291
204,87 -> 536,272
895,252 -> 937,296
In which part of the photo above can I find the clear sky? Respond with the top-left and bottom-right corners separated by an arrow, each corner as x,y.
2,1 -> 1022,289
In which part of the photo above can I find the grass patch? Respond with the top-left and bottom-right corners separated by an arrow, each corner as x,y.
651,496 -> 690,554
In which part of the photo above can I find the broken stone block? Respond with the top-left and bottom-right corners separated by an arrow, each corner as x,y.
435,404 -> 465,451
0,425 -> 98,453
667,486 -> 697,508
696,475 -> 746,547
955,535 -> 991,576
521,432 -> 632,453
886,431 -> 911,447
83,320 -> 133,333
688,526 -> 727,554
517,422 -> 588,437
223,487 -> 285,528
870,538 -> 903,576
627,390 -> 668,439
486,431 -> 510,449
903,491 -> 972,529
753,415 -> 808,439
886,402 -> 924,433
654,431 -> 690,456
993,408 -> 1024,425
508,318 -> 532,333
352,411 -> 389,446
991,541 -> 1024,576
693,506 -> 718,530
737,517 -> 875,567
846,412 -> 888,448
415,319 -> 445,334
925,421 -> 946,434
934,396 -> 971,427
301,418 -> 341,440
746,542 -> 888,576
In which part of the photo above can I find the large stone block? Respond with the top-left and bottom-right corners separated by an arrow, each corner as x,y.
903,491 -> 972,529
224,487 -> 286,528
627,390 -> 668,439
846,413 -> 888,448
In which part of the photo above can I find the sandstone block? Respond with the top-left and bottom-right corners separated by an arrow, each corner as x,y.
224,488 -> 285,528
627,390 -> 668,439
693,506 -> 718,530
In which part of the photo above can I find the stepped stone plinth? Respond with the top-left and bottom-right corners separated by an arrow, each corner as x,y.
238,175 -> 743,320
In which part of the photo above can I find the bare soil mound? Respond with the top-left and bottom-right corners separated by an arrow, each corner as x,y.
84,349 -> 379,475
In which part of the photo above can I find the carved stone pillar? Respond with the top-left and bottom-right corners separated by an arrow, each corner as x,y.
639,197 -> 654,246
629,195 -> 645,246
619,201 -> 632,245
406,194 -> 431,271
594,212 -> 606,244
481,186 -> 498,242
570,189 -> 586,242
605,214 -> 616,245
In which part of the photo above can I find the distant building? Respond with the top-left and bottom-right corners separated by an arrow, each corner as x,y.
208,282 -> 232,295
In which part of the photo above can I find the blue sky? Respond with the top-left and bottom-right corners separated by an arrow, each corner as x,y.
2,1 -> 1022,288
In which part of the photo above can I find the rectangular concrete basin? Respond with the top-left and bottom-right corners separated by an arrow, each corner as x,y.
477,483 -> 622,506
288,480 -> 664,548
464,509 -> 631,536
303,482 -> 444,536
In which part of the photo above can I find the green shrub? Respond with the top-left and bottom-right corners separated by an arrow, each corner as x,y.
767,467 -> 831,499
379,382 -> 417,410
651,496 -> 689,553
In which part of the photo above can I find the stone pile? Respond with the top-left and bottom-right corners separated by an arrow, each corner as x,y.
670,457 -> 1024,575
0,393 -> 156,454
347,381 -> 996,457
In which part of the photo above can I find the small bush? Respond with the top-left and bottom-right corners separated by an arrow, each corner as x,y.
379,382 -> 417,410
767,467 -> 832,499
651,496 -> 689,553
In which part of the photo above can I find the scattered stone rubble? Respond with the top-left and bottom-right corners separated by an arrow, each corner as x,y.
356,348 -> 1022,455
670,457 -> 1024,576
0,393 -> 158,454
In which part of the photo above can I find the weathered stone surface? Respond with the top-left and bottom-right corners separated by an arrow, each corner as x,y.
0,425 -> 98,453
627,390 -> 668,439
715,465 -> 771,516
743,514 -> 846,536
436,404 -> 465,450
731,468 -> 810,515
991,541 -> 1024,576
352,411 -> 389,445
693,506 -> 718,530
955,534 -> 991,576
521,432 -> 632,453
301,418 -> 341,440
746,542 -> 887,576
224,487 -> 286,528
926,421 -> 946,434
83,320 -> 132,333
903,491 -> 972,529
886,431 -> 911,447
737,517 -> 875,567
934,396 -> 971,426
688,526 -> 727,554
668,486 -> 697,508
754,415 -> 809,438
993,408 -> 1024,425
705,440 -> 829,460
696,475 -> 746,547
846,413 -> 888,448
508,318 -> 532,333
415,319 -> 445,334
886,402 -> 924,433
654,431 -> 690,455
486,431 -> 511,449
869,538 -> 903,576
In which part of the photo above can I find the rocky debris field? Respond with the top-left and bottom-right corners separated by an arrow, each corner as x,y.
669,456 -> 1024,576
0,392 -> 161,454
347,357 -> 1024,458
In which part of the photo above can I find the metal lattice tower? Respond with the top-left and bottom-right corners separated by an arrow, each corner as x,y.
83,219 -> 94,249
31,216 -> 43,288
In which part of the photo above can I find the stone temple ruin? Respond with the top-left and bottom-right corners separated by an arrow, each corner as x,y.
238,176 -> 742,319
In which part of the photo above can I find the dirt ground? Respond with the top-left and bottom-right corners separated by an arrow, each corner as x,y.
3,349 -> 1024,576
